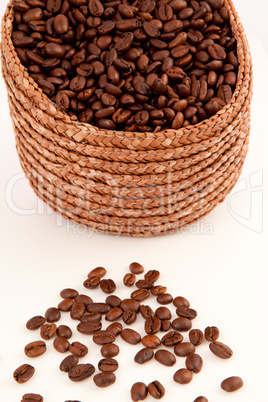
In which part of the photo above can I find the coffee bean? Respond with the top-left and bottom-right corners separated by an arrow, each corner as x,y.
193,397 -> 208,402
87,302 -> 110,314
54,14 -> 69,34
155,307 -> 171,321
189,329 -> 204,346
25,341 -> 46,358
68,363 -> 95,382
129,262 -> 144,274
101,343 -> 119,358
161,320 -> 171,332
136,280 -> 152,290
105,295 -> 122,308
209,341 -> 233,359
21,394 -> 43,402
60,288 -> 78,299
26,316 -> 46,330
45,307 -> 61,323
105,307 -> 123,322
176,306 -> 197,320
98,358 -> 118,372
155,349 -> 176,366
120,299 -> 140,312
121,328 -> 141,345
145,316 -> 161,334
60,354 -> 79,372
131,288 -> 150,302
161,331 -> 183,347
106,322 -> 123,337
83,276 -> 101,289
88,0 -> 103,16
53,336 -> 70,353
122,309 -> 137,325
208,43 -> 226,60
77,321 -> 102,334
221,376 -> 243,392
185,353 -> 203,373
131,382 -> 148,401
172,317 -> 192,331
93,372 -> 116,387
142,334 -> 161,349
88,267 -> 107,278
156,293 -> 173,305
174,342 -> 196,357
100,279 -> 116,294
148,380 -> 165,399
134,347 -> 154,364
93,331 -> 116,345
204,326 -> 220,341
123,273 -> 136,287
40,323 -> 57,340
57,325 -> 72,339
13,364 -> 35,383
151,285 -> 167,296
173,368 -> 193,384
144,270 -> 160,283
70,301 -> 86,320
69,341 -> 88,357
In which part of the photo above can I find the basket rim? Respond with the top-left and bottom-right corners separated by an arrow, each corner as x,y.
1,0 -> 252,146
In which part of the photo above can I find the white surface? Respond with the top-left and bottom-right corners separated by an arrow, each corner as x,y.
0,1 -> 268,401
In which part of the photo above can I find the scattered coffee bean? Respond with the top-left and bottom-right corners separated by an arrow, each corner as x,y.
142,334 -> 161,349
60,354 -> 79,372
68,363 -> 95,382
144,270 -> 160,283
69,341 -> 88,357
189,329 -> 204,346
221,376 -> 243,392
100,279 -> 116,294
75,295 -> 93,306
148,380 -> 165,399
93,372 -> 116,387
98,358 -> 118,372
131,382 -> 148,401
26,316 -> 46,331
193,397 -> 208,402
83,276 -> 101,289
120,299 -> 140,313
40,323 -> 57,340
101,343 -> 119,358
106,295 -> 122,308
122,309 -> 137,325
77,321 -> 102,335
172,317 -> 192,331
176,306 -> 197,320
58,298 -> 74,312
123,273 -> 136,287
173,368 -> 193,384
106,307 -> 123,321
155,307 -> 172,321
161,331 -> 183,347
209,341 -> 233,359
129,262 -> 144,274
173,296 -> 190,308
87,302 -> 110,314
157,294 -> 173,305
134,347 -> 154,364
155,349 -> 176,366
106,322 -> 123,337
121,328 -> 141,345
57,325 -> 72,339
13,364 -> 35,383
21,393 -> 43,402
45,307 -> 61,323
174,342 -> 196,357
25,341 -> 46,358
88,267 -> 107,278
185,353 -> 203,373
60,288 -> 78,299
53,336 -> 70,353
205,326 -> 220,341
93,331 -> 115,345
145,316 -> 161,334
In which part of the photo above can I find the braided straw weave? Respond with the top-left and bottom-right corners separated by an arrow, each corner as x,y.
1,0 -> 253,237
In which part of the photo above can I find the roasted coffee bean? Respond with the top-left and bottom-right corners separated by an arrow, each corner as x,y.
75,294 -> 93,306
25,341 -> 46,358
174,342 -> 196,357
88,267 -> 107,278
93,372 -> 116,387
186,353 -> 203,373
189,329 -> 204,346
173,368 -> 193,384
172,317 -> 192,331
129,262 -> 144,274
101,343 -> 119,358
176,306 -> 197,319
80,312 -> 101,323
217,85 -> 232,103
53,336 -> 70,353
134,347 -> 154,364
174,297 -> 190,308
13,364 -> 35,383
123,273 -> 136,287
148,380 -> 165,399
77,321 -> 102,334
106,295 -> 122,308
122,309 -> 137,325
69,341 -> 88,357
106,322 -> 123,337
193,397 -> 208,402
98,358 -> 118,372
120,299 -> 140,312
100,279 -> 116,294
87,302 -> 110,314
58,298 -> 74,311
131,382 -> 148,401
161,320 -> 171,332
55,92 -> 70,112
145,316 -> 161,334
26,316 -> 46,330
13,36 -> 35,48
60,288 -> 78,299
157,293 -> 173,305
54,14 -> 69,34
141,334 -> 161,349
70,301 -> 86,320
151,285 -> 167,296
204,326 -> 220,341
93,331 -> 115,345
155,307 -> 171,321
136,280 -> 152,289
106,307 -> 123,321
144,270 -> 160,283
83,276 -> 101,289
68,363 -> 95,382
40,323 -> 57,340
21,394 -> 43,402
45,307 -> 61,322
140,305 -> 155,319
161,331 -> 183,347
155,349 -> 176,366
221,376 -> 243,392
131,288 -> 150,302
121,328 -> 141,345
209,341 -> 233,359
60,354 -> 79,372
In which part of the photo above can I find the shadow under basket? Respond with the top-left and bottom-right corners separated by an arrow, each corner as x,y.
1,0 -> 253,237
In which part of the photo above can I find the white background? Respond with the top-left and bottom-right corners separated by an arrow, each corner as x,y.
0,1 -> 268,401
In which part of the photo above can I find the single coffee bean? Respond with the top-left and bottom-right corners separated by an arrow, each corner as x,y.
13,364 -> 35,383
122,309 -> 137,325
145,316 -> 161,334
185,353 -> 203,373
60,354 -> 79,372
77,321 -> 102,334
157,293 -> 173,305
69,341 -> 88,357
87,302 -> 110,314
121,328 -> 141,345
93,331 -> 115,345
144,270 -> 160,283
106,295 -> 122,308
25,341 -> 46,358
174,342 -> 195,357
134,347 -> 154,364
173,296 -> 190,308
101,343 -> 119,358
131,382 -> 148,401
173,368 -> 193,384
21,393 -> 43,402
155,307 -> 171,321
221,376 -> 243,392
106,322 -> 123,337
100,279 -> 116,294
189,329 -> 204,346
123,273 -> 136,287
70,301 -> 86,320
140,305 -> 155,319
98,358 -> 118,372
129,262 -> 144,274
83,276 -> 101,289
93,372 -> 116,387
55,92 -> 70,112
142,334 -> 161,349
176,306 -> 197,320
45,307 -> 61,323
60,288 -> 78,299
193,397 -> 208,402
88,267 -> 107,278
151,285 -> 167,296
53,14 -> 69,35
68,363 -> 95,382
209,341 -> 233,359
120,299 -> 140,313
204,326 -> 220,341
53,336 -> 70,353
57,325 -> 72,339
106,307 -> 123,321
161,320 -> 171,332
131,288 -> 150,302
161,331 -> 183,347
136,280 -> 152,289
40,323 -> 57,340
75,294 -> 93,306
172,317 -> 192,331
148,380 -> 165,399
155,349 -> 176,366
26,316 -> 46,331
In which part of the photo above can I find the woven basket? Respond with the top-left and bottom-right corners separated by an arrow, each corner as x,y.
1,0 -> 253,237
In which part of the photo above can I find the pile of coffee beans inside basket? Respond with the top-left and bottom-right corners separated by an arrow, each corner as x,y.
12,0 -> 238,132
13,262 -> 243,401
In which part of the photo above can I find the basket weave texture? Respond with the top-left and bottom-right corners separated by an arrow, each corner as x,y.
1,0 -> 253,237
